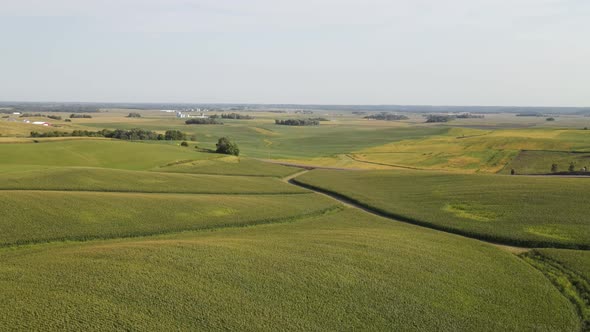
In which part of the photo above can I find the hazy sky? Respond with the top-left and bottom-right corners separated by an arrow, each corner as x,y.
0,0 -> 588,106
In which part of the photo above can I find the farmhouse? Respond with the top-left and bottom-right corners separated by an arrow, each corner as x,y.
176,112 -> 209,119
32,121 -> 50,126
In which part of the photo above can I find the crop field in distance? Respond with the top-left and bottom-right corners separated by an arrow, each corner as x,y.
1,105 -> 589,330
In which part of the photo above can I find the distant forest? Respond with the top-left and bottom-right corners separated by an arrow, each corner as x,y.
2,102 -> 589,115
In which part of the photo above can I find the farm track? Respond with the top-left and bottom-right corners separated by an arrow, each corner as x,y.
261,155 -> 457,173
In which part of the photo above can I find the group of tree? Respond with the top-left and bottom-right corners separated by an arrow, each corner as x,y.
31,131 -> 76,138
275,119 -> 320,126
220,113 -> 254,120
551,162 -> 587,173
17,113 -> 63,120
164,130 -> 186,140
546,117 -> 555,121
126,112 -> 141,118
19,113 -> 44,118
364,113 -> 409,121
70,114 -> 92,119
30,128 -> 189,141
425,115 -> 454,123
216,137 -> 240,156
455,113 -> 484,119
185,118 -> 223,125
516,112 -> 544,117
308,117 -> 329,122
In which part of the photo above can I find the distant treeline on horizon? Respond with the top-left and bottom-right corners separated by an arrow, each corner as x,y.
1,102 -> 589,115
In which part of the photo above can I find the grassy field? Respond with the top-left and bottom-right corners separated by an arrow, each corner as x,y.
0,120 -> 67,137
0,110 -> 588,330
352,127 -> 590,173
501,150 -> 590,174
0,209 -> 578,331
295,169 -> 590,248
0,166 -> 305,194
0,191 -> 337,246
0,140 -> 215,170
82,116 -> 446,159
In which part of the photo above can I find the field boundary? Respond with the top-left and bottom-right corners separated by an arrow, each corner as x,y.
0,189 -> 311,196
521,251 -> 590,330
290,177 -> 590,250
0,205 -> 343,249
345,154 -> 431,171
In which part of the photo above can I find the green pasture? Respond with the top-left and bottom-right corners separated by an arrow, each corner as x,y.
295,169 -> 590,248
0,209 -> 578,331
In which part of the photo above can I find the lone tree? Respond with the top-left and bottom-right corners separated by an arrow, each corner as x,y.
551,163 -> 558,173
510,169 -> 516,175
569,162 -> 575,172
216,137 -> 240,156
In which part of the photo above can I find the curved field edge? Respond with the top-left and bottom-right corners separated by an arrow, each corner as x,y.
0,191 -> 339,247
290,178 -> 590,250
521,251 -> 590,330
0,166 -> 308,194
155,157 -> 302,178
0,209 -> 579,331
291,177 -> 589,249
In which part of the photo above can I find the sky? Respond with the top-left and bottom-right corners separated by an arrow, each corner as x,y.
0,0 -> 588,106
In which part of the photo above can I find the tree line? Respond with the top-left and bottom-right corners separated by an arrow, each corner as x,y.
218,113 -> 254,120
185,118 -> 223,125
17,113 -> 63,120
275,119 -> 320,126
70,114 -> 93,118
425,115 -> 454,123
30,129 -> 188,141
364,113 -> 409,121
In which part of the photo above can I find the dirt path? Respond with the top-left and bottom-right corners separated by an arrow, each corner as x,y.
286,170 -> 531,254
